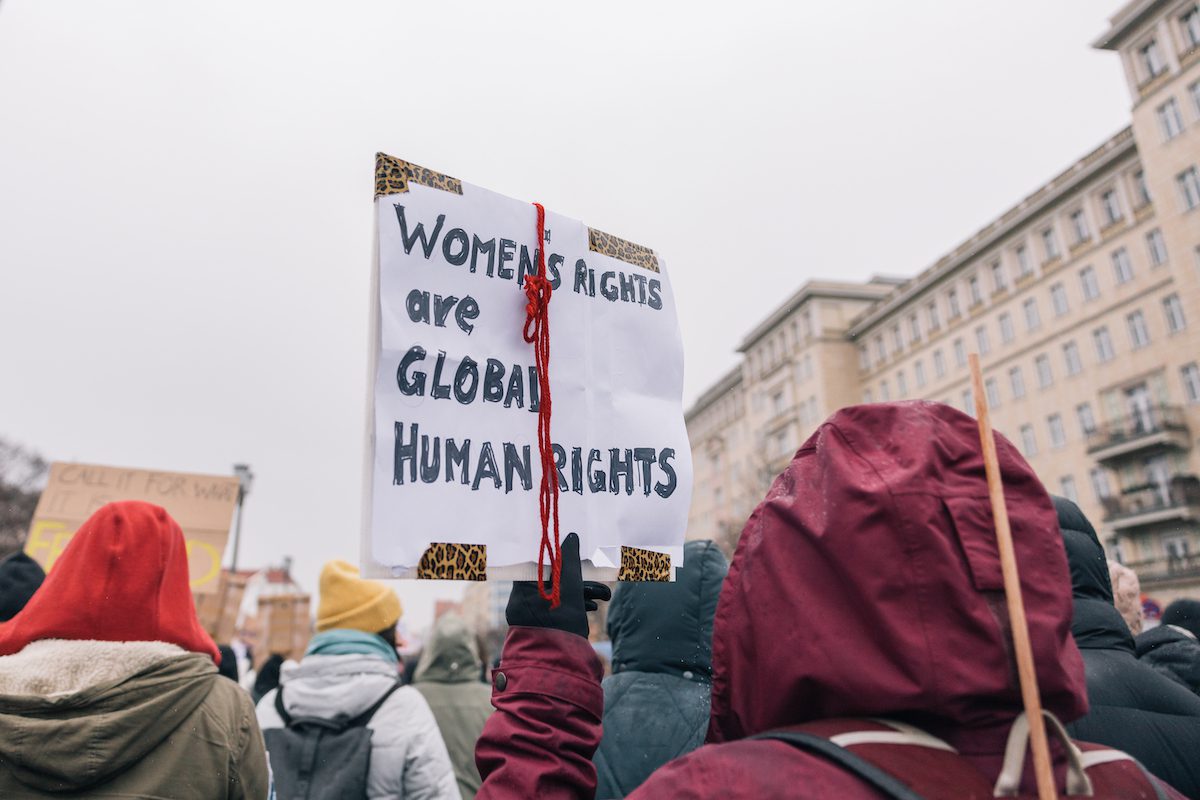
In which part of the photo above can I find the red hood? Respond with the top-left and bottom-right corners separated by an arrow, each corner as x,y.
0,501 -> 218,662
707,401 -> 1087,742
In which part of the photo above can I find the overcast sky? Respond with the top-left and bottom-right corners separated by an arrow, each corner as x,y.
0,1 -> 1132,630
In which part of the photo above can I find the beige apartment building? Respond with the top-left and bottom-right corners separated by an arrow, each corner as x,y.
686,0 -> 1200,603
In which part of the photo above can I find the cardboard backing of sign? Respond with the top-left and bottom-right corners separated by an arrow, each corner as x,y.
258,594 -> 312,663
194,571 -> 249,643
25,462 -> 239,594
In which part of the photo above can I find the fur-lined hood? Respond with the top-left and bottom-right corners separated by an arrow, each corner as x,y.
0,639 -> 218,792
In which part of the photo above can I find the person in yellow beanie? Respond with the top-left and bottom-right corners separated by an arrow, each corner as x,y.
256,560 -> 460,799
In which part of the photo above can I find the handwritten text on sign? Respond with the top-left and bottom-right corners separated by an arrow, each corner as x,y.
367,158 -> 693,576
26,462 -> 239,594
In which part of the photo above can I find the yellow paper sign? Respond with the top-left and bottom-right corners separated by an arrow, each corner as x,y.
26,462 -> 240,593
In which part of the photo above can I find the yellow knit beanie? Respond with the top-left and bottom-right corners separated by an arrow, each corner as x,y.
316,560 -> 402,633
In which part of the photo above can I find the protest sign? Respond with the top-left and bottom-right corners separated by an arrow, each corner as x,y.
26,462 -> 240,594
258,594 -> 312,662
195,571 -> 249,642
364,154 -> 692,581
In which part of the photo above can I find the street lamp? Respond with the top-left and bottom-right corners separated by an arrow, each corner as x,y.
230,463 -> 254,572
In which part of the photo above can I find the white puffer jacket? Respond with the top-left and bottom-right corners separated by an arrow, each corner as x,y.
256,654 -> 460,800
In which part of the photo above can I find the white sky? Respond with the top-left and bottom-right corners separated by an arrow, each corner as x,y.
0,1 -> 1131,630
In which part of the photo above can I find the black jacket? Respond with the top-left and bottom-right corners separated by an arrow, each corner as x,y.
592,540 -> 728,799
1137,624 -> 1200,697
0,553 -> 44,622
1055,497 -> 1200,798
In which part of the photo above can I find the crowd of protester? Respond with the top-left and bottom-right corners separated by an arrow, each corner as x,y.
0,402 -> 1199,798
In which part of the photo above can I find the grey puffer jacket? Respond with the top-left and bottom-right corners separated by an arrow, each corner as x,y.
592,540 -> 728,799
256,653 -> 460,799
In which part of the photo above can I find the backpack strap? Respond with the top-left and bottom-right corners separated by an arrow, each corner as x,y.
749,729 -> 927,800
275,680 -> 403,732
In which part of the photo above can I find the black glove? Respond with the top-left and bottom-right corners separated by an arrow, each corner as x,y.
506,533 -> 612,638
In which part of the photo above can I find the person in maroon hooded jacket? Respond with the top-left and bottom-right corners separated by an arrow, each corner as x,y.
475,401 -> 1184,799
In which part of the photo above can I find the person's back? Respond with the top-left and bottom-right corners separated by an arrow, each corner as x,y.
474,402 -> 1184,799
412,612 -> 494,800
256,559 -> 459,800
0,501 -> 267,799
1057,497 -> 1200,797
1138,599 -> 1200,697
593,539 -> 727,798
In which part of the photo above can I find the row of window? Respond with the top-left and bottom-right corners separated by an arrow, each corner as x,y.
749,307 -> 816,380
860,233 -> 1173,374
1134,6 -> 1200,85
1155,78 -> 1200,141
864,294 -> 1189,405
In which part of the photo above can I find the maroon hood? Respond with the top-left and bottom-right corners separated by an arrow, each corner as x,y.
707,401 -> 1087,742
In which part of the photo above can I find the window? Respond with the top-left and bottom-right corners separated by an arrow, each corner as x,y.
1147,229 -> 1168,266
773,431 -> 790,458
1182,362 -> 1200,403
1158,98 -> 1184,141
1182,6 -> 1200,50
1063,341 -> 1082,375
1139,39 -> 1166,79
1060,475 -> 1079,504
999,312 -> 1015,344
975,326 -> 990,355
1041,228 -> 1060,261
1101,189 -> 1123,226
1192,79 -> 1200,117
772,390 -> 786,415
1020,424 -> 1038,457
933,349 -> 946,378
914,359 -> 927,388
1166,537 -> 1192,561
1050,283 -> 1069,317
858,345 -> 869,370
1077,402 -> 1097,435
1016,245 -> 1032,277
1164,293 -> 1187,333
873,335 -> 885,363
1112,248 -> 1134,284
891,324 -> 903,355
1080,266 -> 1100,301
862,388 -> 874,403
1035,354 -> 1053,388
1009,366 -> 1026,399
1179,167 -> 1200,210
896,370 -> 908,397
1127,310 -> 1151,349
947,288 -> 962,319
961,389 -> 974,415
968,275 -> 983,306
1090,467 -> 1113,501
953,338 -> 966,367
908,313 -> 921,344
991,261 -> 1007,292
1134,170 -> 1152,206
879,380 -> 890,401
1070,209 -> 1090,243
985,377 -> 1001,408
927,301 -> 941,331
1023,298 -> 1041,331
1047,414 -> 1067,449
1094,326 -> 1116,362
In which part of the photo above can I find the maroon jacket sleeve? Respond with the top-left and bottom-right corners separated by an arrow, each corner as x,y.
475,625 -> 604,800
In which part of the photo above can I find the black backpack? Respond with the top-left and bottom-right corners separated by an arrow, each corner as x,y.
264,681 -> 402,800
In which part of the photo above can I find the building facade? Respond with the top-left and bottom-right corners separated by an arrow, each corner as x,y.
686,0 -> 1200,602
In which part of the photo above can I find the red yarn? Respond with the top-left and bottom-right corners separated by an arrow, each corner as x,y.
523,202 -> 561,608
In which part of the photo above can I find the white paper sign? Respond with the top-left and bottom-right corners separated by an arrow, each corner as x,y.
363,157 -> 692,579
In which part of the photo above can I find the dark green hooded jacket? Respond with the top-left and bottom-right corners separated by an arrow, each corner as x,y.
593,540 -> 728,799
413,612 -> 493,800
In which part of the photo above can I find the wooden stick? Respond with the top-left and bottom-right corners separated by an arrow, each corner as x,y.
969,354 -> 1057,800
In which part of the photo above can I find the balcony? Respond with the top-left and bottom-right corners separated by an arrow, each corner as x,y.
1101,474 -> 1200,531
1124,552 -> 1200,586
1086,405 -> 1191,464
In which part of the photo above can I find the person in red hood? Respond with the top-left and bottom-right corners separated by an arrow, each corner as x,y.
475,401 -> 1183,799
0,500 -> 269,798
